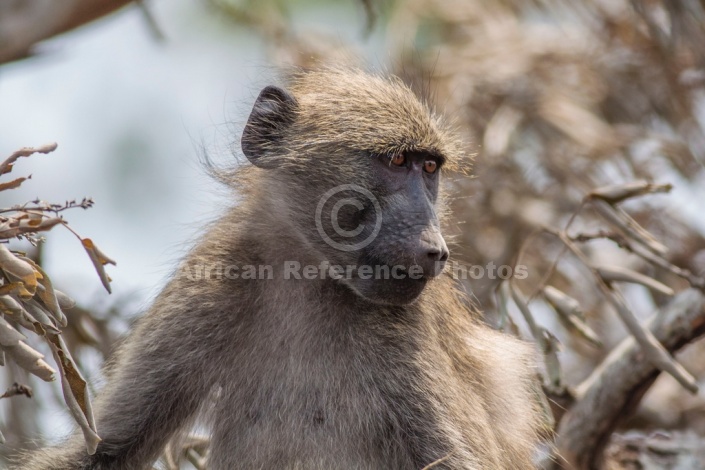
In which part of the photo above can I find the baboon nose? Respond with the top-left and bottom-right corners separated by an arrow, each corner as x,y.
430,247 -> 449,263
420,239 -> 449,278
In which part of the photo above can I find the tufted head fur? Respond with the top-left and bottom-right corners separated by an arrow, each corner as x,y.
241,67 -> 465,174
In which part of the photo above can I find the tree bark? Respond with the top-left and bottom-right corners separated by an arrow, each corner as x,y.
0,0 -> 135,65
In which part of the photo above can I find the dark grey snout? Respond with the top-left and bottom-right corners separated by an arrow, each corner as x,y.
416,231 -> 449,278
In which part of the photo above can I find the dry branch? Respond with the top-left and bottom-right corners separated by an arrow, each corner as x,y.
0,0 -> 134,65
554,289 -> 705,469
552,230 -> 698,393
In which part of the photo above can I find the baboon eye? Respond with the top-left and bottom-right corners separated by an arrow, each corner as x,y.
390,154 -> 406,166
424,159 -> 438,174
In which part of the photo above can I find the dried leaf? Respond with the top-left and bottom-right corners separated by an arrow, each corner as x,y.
20,256 -> 67,327
82,238 -> 116,294
0,295 -> 25,316
0,282 -> 30,297
47,334 -> 100,454
0,217 -> 63,239
0,142 -> 57,175
0,176 -> 28,191
0,244 -> 41,297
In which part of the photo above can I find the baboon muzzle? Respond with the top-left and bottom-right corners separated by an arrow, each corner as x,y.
415,229 -> 449,278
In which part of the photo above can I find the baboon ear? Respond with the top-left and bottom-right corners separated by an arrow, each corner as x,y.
241,86 -> 298,169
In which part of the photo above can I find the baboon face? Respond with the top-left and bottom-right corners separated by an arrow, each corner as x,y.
241,72 -> 454,305
338,150 -> 449,305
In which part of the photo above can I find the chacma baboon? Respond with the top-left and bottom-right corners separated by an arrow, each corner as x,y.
20,68 -> 542,469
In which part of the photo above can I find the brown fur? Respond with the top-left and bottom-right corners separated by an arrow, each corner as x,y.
17,68 -> 542,469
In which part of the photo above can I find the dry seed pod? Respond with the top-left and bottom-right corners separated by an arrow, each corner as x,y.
1,299 -> 34,333
589,181 -> 672,204
21,256 -> 67,327
0,295 -> 25,316
16,304 -> 42,334
0,315 -> 26,345
597,265 -> 674,296
55,290 -> 76,310
81,238 -> 116,294
0,282 -> 30,297
1,340 -> 55,381
0,244 -> 40,298
24,301 -> 61,335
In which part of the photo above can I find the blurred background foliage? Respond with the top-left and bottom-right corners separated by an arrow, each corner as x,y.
1,0 -> 705,468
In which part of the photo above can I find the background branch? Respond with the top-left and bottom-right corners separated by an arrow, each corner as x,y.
0,0 -> 135,65
554,289 -> 705,469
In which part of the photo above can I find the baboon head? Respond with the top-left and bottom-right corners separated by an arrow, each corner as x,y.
241,68 -> 464,305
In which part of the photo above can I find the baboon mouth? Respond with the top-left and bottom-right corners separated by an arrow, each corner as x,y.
343,263 -> 431,306
394,267 -> 434,281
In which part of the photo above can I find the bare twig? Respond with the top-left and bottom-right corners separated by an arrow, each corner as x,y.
590,199 -> 668,256
509,282 -> 562,388
1,382 -> 33,399
526,200 -> 586,302
550,228 -> 698,393
135,0 -> 165,41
